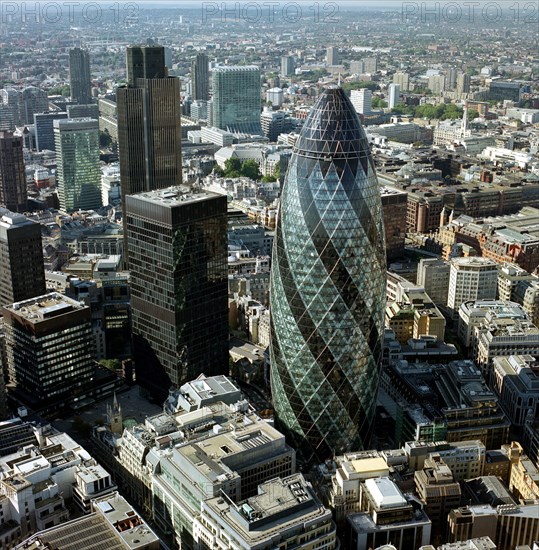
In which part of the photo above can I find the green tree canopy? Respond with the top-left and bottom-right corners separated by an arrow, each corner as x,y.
241,159 -> 262,181
371,96 -> 388,109
343,81 -> 379,93
48,84 -> 70,97
99,130 -> 112,148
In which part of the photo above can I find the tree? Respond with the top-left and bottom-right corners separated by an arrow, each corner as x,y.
224,157 -> 242,174
371,97 -> 388,109
343,81 -> 379,93
467,109 -> 479,120
241,159 -> 261,181
99,359 -> 120,371
48,84 -> 70,97
99,130 -> 112,148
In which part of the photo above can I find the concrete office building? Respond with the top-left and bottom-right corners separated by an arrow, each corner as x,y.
347,477 -> 432,550
126,187 -> 228,398
101,163 -> 121,206
447,258 -> 498,314
458,300 -> 528,348
69,48 -> 92,105
491,355 -> 539,428
2,293 -> 94,412
0,131 -> 27,212
146,380 -> 296,548
212,65 -> 262,134
388,83 -> 400,109
17,492 -> 159,550
191,51 -> 209,101
194,474 -> 337,550
327,46 -> 339,66
415,456 -> 461,540
0,212 -> 45,307
20,86 -> 48,125
382,360 -> 510,449
33,112 -> 67,152
417,259 -> 451,305
98,97 -> 118,142
281,55 -> 295,76
351,88 -> 373,115
473,318 -> 539,376
54,118 -> 102,212
67,103 -> 99,119
448,503 -> 539,550
393,71 -> 411,92
260,109 -> 289,141
404,440 -> 486,482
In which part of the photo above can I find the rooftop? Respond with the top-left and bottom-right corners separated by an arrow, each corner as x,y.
203,474 -> 332,541
4,292 -> 88,323
364,477 -> 408,509
129,185 -> 222,207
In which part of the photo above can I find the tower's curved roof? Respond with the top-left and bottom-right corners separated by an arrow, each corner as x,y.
295,86 -> 371,164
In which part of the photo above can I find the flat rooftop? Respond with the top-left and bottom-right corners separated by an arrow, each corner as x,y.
365,477 -> 408,509
130,185 -> 222,207
4,292 -> 87,323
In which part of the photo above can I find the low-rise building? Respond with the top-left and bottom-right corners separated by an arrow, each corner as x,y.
458,300 -> 528,348
347,477 -> 432,550
382,360 -> 510,448
491,356 -> 539,428
16,492 -> 159,550
415,456 -> 462,540
417,259 -> 451,306
447,504 -> 539,550
473,318 -> 539,377
194,474 -> 337,550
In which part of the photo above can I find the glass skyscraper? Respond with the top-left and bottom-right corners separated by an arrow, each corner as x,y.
212,65 -> 262,134
54,118 -> 102,212
126,187 -> 229,400
270,87 -> 386,465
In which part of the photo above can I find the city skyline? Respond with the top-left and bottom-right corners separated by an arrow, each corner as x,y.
0,6 -> 538,549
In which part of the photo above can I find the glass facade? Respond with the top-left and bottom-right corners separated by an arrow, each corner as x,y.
126,190 -> 229,399
212,66 -> 262,134
54,118 -> 102,212
3,296 -> 94,412
270,87 -> 387,465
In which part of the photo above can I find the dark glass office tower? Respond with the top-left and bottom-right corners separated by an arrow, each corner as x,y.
270,87 -> 386,465
191,52 -> 209,101
117,46 -> 182,207
126,45 -> 167,86
0,131 -> 27,212
69,48 -> 92,105
0,212 -> 46,308
126,187 -> 228,399
118,46 -> 182,263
